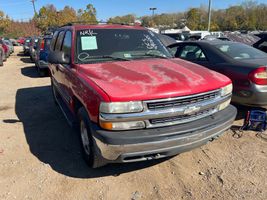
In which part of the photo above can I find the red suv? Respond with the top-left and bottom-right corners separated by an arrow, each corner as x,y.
48,24 -> 237,168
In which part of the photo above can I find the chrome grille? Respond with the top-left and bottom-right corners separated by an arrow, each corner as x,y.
149,108 -> 215,125
146,90 -> 220,110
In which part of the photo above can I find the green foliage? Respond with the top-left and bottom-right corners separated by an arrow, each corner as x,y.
0,10 -> 11,35
33,3 -> 97,32
107,14 -> 136,24
77,4 -> 97,23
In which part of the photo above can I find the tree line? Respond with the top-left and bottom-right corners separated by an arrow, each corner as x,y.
0,1 -> 267,38
0,4 -> 97,38
108,1 -> 267,31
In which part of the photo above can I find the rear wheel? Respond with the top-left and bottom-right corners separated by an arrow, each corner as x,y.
78,107 -> 105,168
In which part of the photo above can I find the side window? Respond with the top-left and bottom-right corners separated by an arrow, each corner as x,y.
168,45 -> 182,57
62,31 -> 72,57
179,45 -> 207,61
55,31 -> 65,51
50,31 -> 59,51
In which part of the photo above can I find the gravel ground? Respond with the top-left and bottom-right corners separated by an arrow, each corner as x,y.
0,47 -> 267,200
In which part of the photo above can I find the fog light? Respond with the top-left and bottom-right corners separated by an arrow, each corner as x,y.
100,121 -> 145,130
218,99 -> 231,111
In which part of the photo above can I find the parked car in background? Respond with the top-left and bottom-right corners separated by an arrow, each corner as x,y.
4,40 -> 14,54
10,39 -> 19,46
253,33 -> 267,53
29,37 -> 40,62
35,35 -> 52,76
0,44 -> 4,66
168,40 -> 267,107
162,33 -> 186,42
17,37 -> 25,45
23,38 -> 31,55
48,24 -> 236,168
0,39 -> 10,59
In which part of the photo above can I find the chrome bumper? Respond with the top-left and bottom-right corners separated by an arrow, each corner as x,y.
93,105 -> 237,163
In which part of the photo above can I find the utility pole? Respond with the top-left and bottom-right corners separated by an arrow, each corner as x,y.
149,7 -> 157,16
30,0 -> 37,15
208,0 -> 212,32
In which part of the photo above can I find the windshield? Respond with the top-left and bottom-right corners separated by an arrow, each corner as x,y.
214,43 -> 267,60
76,29 -> 172,63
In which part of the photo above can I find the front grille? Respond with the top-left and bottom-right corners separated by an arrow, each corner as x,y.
150,108 -> 215,125
147,90 -> 220,110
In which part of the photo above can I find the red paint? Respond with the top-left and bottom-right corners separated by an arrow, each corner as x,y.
49,25 -> 232,124
78,58 -> 231,102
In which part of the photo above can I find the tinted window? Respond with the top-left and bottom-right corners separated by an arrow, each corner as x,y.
215,43 -> 267,60
62,31 -> 72,56
76,29 -> 172,63
179,45 -> 207,61
55,31 -> 65,51
50,31 -> 59,51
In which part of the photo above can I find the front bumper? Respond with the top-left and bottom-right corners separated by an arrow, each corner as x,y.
92,105 -> 237,163
232,83 -> 267,106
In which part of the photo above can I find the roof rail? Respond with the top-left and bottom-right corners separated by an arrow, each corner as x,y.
59,21 -> 141,27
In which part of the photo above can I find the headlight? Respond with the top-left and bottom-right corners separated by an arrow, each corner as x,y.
100,121 -> 145,131
218,99 -> 231,111
221,84 -> 233,96
100,101 -> 143,114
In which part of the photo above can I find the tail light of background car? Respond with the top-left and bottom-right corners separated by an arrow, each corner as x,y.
40,40 -> 45,51
249,67 -> 267,85
2,44 -> 8,54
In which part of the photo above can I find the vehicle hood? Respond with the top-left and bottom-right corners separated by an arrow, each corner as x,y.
79,58 -> 231,101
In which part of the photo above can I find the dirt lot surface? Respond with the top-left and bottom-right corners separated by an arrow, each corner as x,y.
0,47 -> 267,200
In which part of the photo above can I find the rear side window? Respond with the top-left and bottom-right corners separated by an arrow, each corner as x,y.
50,31 -> 59,51
179,45 -> 207,61
55,31 -> 65,51
215,43 -> 267,60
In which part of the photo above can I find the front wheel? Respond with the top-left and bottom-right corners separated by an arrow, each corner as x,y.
78,107 -> 105,168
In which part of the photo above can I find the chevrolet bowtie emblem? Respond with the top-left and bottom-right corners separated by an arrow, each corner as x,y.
184,106 -> 201,115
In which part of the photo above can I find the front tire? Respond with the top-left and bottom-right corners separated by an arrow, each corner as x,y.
78,107 -> 105,168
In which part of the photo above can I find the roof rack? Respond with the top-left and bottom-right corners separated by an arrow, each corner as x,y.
59,21 -> 141,27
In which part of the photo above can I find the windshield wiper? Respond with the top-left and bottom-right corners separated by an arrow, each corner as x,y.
90,55 -> 131,61
131,52 -> 170,59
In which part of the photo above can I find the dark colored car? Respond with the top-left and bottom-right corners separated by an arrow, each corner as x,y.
168,40 -> 267,107
23,38 -> 31,55
35,35 -> 52,76
253,34 -> 267,53
29,37 -> 40,62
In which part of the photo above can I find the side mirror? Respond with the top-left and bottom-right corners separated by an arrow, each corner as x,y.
48,51 -> 70,64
